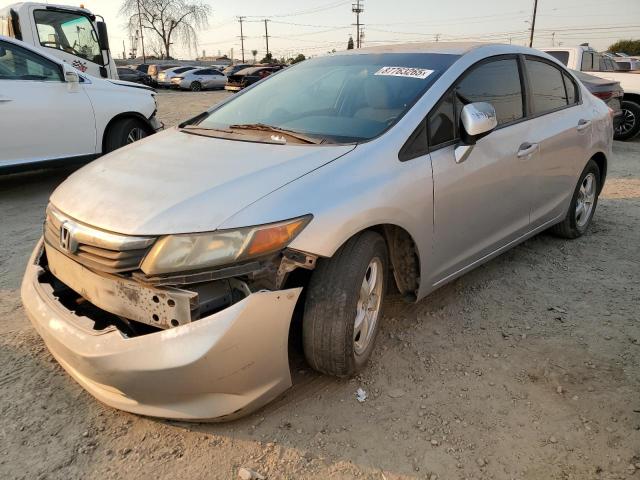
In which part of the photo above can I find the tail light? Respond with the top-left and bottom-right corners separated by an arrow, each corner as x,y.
592,91 -> 613,101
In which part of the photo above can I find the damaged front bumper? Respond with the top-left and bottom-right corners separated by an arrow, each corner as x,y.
21,239 -> 301,421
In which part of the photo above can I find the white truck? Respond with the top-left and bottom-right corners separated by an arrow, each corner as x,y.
542,46 -> 640,140
0,2 -> 118,79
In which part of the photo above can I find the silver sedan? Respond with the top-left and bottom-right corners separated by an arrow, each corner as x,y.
22,43 -> 612,421
172,67 -> 227,91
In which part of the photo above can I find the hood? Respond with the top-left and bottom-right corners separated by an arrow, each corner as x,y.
107,78 -> 155,92
50,129 -> 355,235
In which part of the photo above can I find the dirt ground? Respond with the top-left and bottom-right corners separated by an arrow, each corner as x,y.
1,90 -> 639,480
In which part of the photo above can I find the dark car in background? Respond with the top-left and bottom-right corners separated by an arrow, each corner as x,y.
117,67 -> 153,86
573,70 -> 625,137
225,65 -> 284,92
222,63 -> 252,77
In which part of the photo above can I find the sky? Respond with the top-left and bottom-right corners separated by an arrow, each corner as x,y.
3,0 -> 639,60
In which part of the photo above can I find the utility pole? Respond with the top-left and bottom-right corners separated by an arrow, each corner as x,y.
352,1 -> 364,48
551,31 -> 555,47
528,0 -> 538,48
264,19 -> 270,58
238,16 -> 246,62
135,0 -> 145,62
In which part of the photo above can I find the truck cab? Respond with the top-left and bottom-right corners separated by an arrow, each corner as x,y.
0,2 -> 118,79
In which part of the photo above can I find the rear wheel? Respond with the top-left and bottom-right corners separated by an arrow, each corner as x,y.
104,118 -> 148,153
550,159 -> 600,239
614,100 -> 640,141
190,81 -> 202,92
302,231 -> 388,377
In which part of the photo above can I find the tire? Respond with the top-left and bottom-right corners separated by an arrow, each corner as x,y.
550,159 -> 600,239
614,100 -> 640,141
104,118 -> 148,153
190,81 -> 202,92
303,231 -> 388,377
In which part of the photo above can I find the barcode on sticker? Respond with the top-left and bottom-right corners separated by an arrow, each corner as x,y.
374,66 -> 434,79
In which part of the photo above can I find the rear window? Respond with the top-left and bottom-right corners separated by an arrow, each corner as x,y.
582,52 -> 594,71
546,51 -> 569,66
526,58 -> 568,113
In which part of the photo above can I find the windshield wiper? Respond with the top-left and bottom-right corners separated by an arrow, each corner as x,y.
228,123 -> 324,144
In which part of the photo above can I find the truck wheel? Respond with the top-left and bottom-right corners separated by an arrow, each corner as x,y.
104,118 -> 148,153
302,231 -> 388,377
190,81 -> 202,92
550,159 -> 600,239
614,100 -> 640,141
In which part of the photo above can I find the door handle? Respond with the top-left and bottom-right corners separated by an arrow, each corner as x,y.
576,119 -> 592,131
517,142 -> 538,158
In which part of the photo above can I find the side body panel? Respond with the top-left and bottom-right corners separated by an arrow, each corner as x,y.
430,120 -> 535,283
0,77 -> 96,166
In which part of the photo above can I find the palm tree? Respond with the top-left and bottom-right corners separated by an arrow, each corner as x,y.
251,49 -> 258,64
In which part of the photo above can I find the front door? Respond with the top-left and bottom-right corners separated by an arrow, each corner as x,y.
429,56 -> 536,284
0,40 -> 95,167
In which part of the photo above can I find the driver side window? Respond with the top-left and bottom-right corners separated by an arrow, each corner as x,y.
34,10 -> 102,65
0,41 -> 63,81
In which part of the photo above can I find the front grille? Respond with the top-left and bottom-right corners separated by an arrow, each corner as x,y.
44,206 -> 156,274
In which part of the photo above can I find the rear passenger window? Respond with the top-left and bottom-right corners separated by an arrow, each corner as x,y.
581,52 -> 594,71
562,72 -> 578,105
526,59 -> 568,114
428,90 -> 456,147
456,58 -> 523,126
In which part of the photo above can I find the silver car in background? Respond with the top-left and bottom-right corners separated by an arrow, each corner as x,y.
156,66 -> 199,87
172,67 -> 227,91
21,43 -> 612,421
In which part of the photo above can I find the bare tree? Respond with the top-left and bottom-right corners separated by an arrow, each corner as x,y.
120,0 -> 211,59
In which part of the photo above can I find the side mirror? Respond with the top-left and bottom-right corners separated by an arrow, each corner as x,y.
63,63 -> 80,83
96,21 -> 110,51
454,102 -> 497,163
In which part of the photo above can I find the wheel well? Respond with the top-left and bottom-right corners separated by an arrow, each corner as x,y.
623,92 -> 640,106
591,151 -> 607,194
101,112 -> 153,154
367,224 -> 420,301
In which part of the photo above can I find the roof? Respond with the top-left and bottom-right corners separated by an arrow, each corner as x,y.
336,42 -> 491,56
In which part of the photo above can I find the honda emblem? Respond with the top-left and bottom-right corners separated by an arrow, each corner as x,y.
59,222 -> 77,253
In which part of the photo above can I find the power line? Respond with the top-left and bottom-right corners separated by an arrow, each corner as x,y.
352,0 -> 364,48
237,16 -> 246,62
529,0 -> 538,47
264,19 -> 270,58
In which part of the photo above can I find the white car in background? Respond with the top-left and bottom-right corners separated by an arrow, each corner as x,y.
0,35 -> 162,173
156,65 -> 199,87
171,67 -> 227,91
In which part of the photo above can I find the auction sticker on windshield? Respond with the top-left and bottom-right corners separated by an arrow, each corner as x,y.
374,67 -> 434,79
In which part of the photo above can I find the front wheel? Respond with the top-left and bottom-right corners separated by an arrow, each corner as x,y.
303,231 -> 388,377
550,159 -> 600,239
104,118 -> 148,153
614,100 -> 640,141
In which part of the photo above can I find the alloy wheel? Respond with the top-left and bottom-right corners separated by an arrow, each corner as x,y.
353,257 -> 383,355
126,127 -> 147,144
575,172 -> 596,228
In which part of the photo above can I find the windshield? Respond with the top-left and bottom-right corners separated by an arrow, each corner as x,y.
195,53 -> 459,143
34,10 -> 102,65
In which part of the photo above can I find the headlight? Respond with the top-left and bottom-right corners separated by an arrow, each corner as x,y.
140,216 -> 311,275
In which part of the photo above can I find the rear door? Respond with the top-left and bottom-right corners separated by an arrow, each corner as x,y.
430,56 -> 536,284
0,40 -> 95,167
522,57 -> 586,228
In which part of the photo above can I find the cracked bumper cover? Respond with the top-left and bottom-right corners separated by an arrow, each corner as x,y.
21,240 -> 301,421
